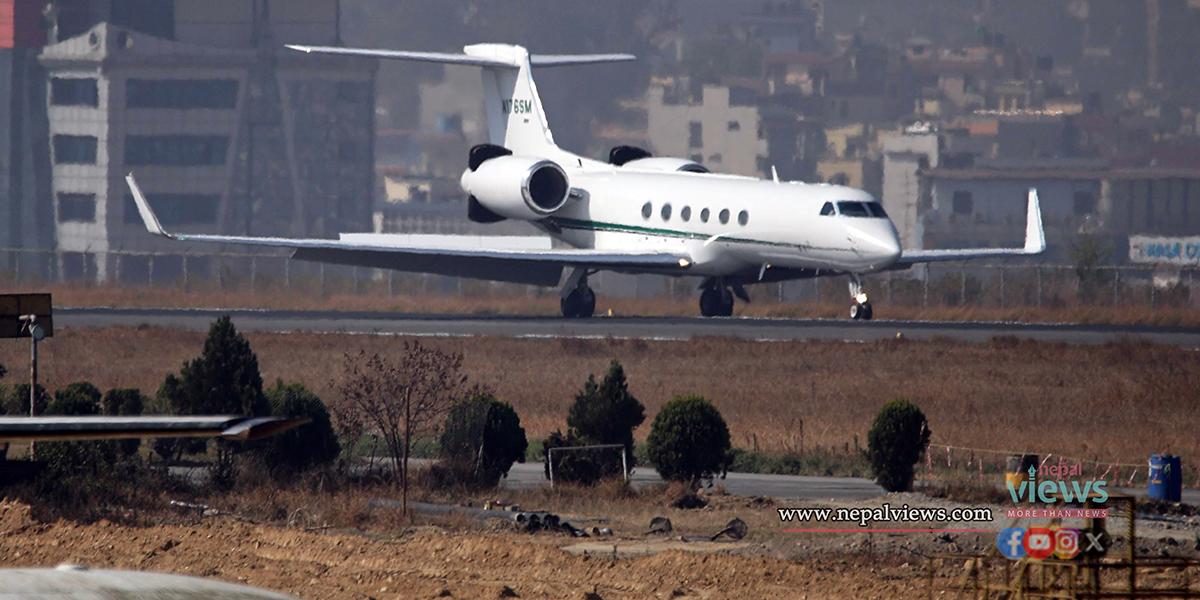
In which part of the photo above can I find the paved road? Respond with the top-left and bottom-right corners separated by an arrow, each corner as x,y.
57,307 -> 1200,346
501,462 -> 885,501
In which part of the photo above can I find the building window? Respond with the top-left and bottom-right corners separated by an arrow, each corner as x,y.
727,120 -> 740,132
51,78 -> 98,107
681,206 -> 692,222
952,191 -> 974,215
661,203 -> 672,221
688,121 -> 703,148
124,193 -> 218,226
58,193 -> 96,223
719,208 -> 730,224
641,202 -> 652,219
700,208 -> 710,223
125,136 -> 229,166
54,135 -> 97,164
689,154 -> 703,163
708,153 -> 723,163
738,210 -> 749,226
126,79 -> 239,110
1073,191 -> 1096,216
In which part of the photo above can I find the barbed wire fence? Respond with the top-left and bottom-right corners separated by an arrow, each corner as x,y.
0,246 -> 1195,310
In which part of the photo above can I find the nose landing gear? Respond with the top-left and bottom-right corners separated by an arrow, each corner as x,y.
848,275 -> 873,320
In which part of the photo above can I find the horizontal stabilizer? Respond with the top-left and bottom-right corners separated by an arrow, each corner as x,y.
286,45 -> 635,69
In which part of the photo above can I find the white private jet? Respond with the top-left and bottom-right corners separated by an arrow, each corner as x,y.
127,43 -> 1045,320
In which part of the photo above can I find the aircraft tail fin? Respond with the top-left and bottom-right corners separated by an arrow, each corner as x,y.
287,44 -> 634,157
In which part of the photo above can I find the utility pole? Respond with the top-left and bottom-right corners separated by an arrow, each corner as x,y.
19,314 -> 45,459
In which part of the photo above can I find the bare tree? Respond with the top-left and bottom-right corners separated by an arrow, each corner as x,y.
332,342 -> 467,514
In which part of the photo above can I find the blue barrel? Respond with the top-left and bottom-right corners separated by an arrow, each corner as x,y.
1148,454 -> 1182,502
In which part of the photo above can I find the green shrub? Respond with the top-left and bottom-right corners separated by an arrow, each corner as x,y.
157,315 -> 268,460
866,399 -> 931,492
262,380 -> 340,474
102,388 -> 148,457
646,394 -> 731,483
545,359 -> 645,484
5,383 -> 49,416
439,392 -> 527,488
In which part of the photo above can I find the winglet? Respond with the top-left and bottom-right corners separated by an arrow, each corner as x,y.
1024,188 -> 1046,254
125,173 -> 169,238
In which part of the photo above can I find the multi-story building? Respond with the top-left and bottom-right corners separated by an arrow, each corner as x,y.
646,81 -> 768,177
28,0 -> 377,281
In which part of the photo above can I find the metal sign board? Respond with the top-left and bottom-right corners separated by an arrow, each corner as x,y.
0,293 -> 53,339
1129,235 -> 1200,266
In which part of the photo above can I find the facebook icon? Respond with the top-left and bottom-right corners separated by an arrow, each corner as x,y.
998,527 -> 1027,559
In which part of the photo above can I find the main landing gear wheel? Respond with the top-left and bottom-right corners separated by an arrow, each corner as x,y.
849,301 -> 873,320
699,286 -> 734,317
847,274 -> 873,320
560,285 -> 596,318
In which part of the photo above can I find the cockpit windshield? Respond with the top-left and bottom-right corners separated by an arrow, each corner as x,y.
835,201 -> 888,218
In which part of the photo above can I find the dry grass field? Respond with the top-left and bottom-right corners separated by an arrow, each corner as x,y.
2,324 -> 1196,474
33,283 -> 1200,326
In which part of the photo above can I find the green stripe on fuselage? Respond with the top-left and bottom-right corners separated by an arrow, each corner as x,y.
548,217 -> 801,249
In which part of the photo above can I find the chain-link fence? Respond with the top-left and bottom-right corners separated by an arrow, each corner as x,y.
0,247 -> 1194,310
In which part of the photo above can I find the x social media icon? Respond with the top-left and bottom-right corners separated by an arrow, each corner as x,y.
1024,527 -> 1054,559
998,527 -> 1026,559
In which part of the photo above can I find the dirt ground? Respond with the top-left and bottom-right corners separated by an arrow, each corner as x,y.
0,499 -> 925,600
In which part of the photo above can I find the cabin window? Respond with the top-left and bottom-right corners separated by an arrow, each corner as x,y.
820,202 -> 835,216
641,202 -> 652,219
866,202 -> 888,218
700,208 -> 710,223
681,206 -> 692,222
738,210 -> 749,226
661,203 -> 672,220
719,209 -> 730,224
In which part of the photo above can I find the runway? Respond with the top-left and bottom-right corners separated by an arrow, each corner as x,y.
56,307 -> 1200,346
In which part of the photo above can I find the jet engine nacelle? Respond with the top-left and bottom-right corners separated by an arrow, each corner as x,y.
460,155 -> 570,220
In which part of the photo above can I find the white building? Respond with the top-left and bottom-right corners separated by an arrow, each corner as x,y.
37,1 -> 377,282
646,83 -> 767,178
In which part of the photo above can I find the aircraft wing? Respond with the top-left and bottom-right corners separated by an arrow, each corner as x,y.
0,416 -> 309,443
894,188 -> 1046,265
127,175 -> 691,287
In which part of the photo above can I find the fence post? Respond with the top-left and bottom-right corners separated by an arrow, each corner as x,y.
182,255 -> 188,291
886,272 -> 892,303
1113,268 -> 1119,307
216,255 -> 223,290
284,257 -> 290,291
389,270 -> 395,296
250,257 -> 257,293
1036,268 -> 1042,308
814,277 -> 820,304
999,267 -> 1005,308
960,266 -> 966,306
1150,278 -> 1155,308
148,255 -> 155,287
319,263 -> 326,296
115,253 -> 123,284
353,267 -> 359,295
922,268 -> 929,308
777,281 -> 783,302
